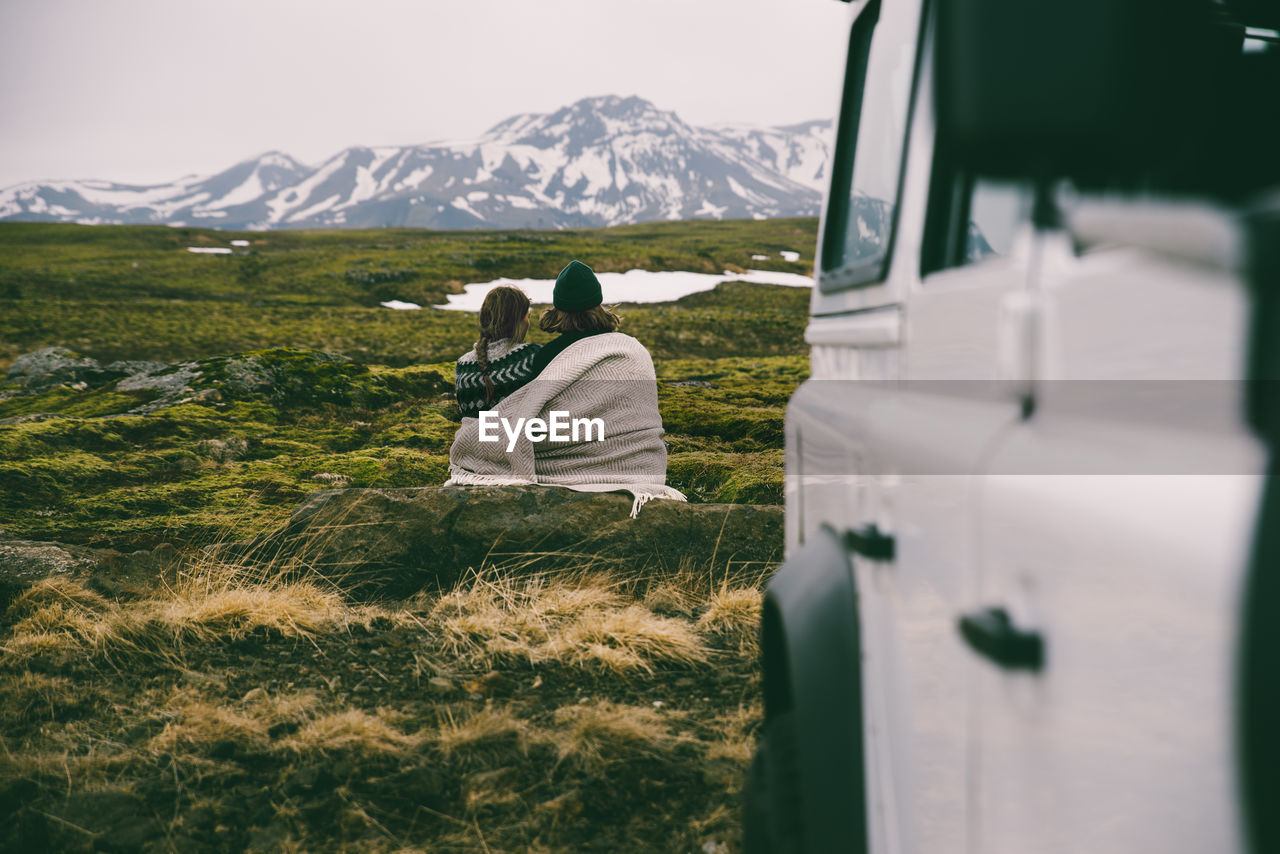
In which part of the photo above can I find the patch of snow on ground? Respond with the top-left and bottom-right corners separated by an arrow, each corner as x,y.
187,247 -> 233,255
753,213 -> 768,221
231,240 -> 250,246
380,300 -> 421,310
752,254 -> 769,260
436,268 -> 813,311
779,250 -> 801,262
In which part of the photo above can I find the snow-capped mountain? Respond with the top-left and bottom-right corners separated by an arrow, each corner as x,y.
0,96 -> 831,230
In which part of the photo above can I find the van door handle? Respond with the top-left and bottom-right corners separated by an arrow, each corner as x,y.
843,524 -> 895,561
958,607 -> 1045,671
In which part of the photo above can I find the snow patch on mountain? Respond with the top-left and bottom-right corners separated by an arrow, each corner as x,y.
0,96 -> 832,230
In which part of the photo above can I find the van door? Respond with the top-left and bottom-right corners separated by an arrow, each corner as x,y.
967,232 -> 1266,852
791,5 -> 1037,849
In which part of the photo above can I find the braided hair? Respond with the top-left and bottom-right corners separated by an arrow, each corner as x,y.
474,286 -> 532,406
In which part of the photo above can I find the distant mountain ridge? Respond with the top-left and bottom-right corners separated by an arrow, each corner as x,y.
0,96 -> 831,230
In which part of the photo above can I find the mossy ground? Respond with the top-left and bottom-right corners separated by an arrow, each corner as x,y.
2,220 -> 813,549
0,219 -> 814,851
0,219 -> 814,367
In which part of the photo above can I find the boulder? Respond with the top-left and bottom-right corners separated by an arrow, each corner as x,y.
221,486 -> 784,598
104,359 -> 168,378
0,539 -> 184,611
5,346 -> 102,390
0,539 -> 98,610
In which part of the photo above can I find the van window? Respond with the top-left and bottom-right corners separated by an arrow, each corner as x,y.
967,181 -> 1027,258
819,0 -> 924,290
921,160 -> 1031,276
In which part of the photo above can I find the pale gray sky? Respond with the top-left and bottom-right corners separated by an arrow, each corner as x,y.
0,0 -> 851,189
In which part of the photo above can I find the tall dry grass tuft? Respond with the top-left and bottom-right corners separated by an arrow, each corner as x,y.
437,706 -> 531,771
1,574 -> 366,669
0,490 -> 406,670
282,708 -> 423,757
697,585 -> 764,655
551,701 -> 684,776
558,605 -> 708,673
149,688 -> 273,756
426,567 -> 711,674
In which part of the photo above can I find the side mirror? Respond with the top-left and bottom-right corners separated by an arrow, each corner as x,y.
933,0 -> 1226,184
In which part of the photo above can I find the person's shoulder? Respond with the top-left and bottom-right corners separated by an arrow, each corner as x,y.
495,342 -> 540,367
597,332 -> 647,352
456,350 -> 478,366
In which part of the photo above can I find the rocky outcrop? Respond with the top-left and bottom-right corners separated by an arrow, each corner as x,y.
221,486 -> 784,599
0,540 -> 96,606
1,489 -> 782,605
5,346 -> 104,390
1,346 -> 448,416
0,539 -> 184,610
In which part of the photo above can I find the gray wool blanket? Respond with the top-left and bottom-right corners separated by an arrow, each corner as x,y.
446,332 -> 687,516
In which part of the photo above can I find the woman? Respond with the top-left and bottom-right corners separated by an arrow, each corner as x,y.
447,260 -> 685,516
453,285 -> 540,418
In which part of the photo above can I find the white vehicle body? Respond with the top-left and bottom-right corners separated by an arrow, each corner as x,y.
762,1 -> 1275,852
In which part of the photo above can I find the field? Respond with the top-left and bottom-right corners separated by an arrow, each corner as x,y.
0,218 -> 815,852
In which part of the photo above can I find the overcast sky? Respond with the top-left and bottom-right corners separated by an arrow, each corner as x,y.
0,0 -> 851,189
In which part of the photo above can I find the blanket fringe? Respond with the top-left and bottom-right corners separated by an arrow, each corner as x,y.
446,471 -> 686,519
628,490 -> 686,518
444,470 -> 534,487
630,493 -> 651,519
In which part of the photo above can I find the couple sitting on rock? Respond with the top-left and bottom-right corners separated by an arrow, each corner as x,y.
447,260 -> 685,517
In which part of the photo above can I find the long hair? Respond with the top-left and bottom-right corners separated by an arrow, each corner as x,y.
539,304 -> 621,335
474,286 -> 531,406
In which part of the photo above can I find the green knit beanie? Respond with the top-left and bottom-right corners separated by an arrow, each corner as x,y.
553,260 -> 603,312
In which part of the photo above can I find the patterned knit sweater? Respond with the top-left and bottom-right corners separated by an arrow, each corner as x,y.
454,338 -> 541,417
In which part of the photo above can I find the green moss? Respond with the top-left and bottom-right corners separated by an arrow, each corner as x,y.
0,219 -> 814,368
666,451 -> 784,504
0,219 -> 815,546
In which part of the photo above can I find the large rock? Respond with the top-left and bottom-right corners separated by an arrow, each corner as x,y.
224,486 -> 784,598
0,539 -> 98,609
0,539 -> 184,611
5,346 -> 102,390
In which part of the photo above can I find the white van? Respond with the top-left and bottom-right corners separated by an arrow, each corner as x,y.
746,1 -> 1280,852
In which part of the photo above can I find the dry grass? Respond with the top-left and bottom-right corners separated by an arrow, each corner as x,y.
283,708 -> 422,757
697,585 -> 764,655
0,543 -> 770,852
149,689 -> 272,755
559,604 -> 708,673
438,706 -> 530,759
551,700 -> 683,775
0,554 -> 386,670
429,570 -> 713,674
